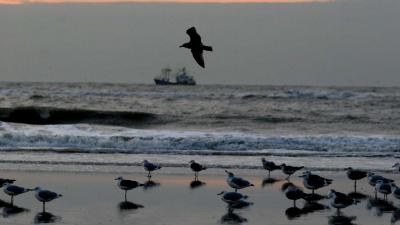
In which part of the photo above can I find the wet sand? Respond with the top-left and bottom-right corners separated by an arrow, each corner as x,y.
0,168 -> 398,225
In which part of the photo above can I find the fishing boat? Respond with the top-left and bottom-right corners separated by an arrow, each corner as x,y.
154,67 -> 196,85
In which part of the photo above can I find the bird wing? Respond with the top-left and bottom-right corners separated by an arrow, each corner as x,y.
39,190 -> 58,200
121,180 -> 138,188
6,185 -> 25,194
232,177 -> 251,187
186,27 -> 202,44
191,50 -> 205,68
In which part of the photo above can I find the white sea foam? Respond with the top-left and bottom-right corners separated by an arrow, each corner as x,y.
0,122 -> 399,156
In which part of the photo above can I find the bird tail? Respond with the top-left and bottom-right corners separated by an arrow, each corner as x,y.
139,183 -> 145,187
203,45 -> 213,51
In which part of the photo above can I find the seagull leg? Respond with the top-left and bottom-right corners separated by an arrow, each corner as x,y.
235,189 -> 238,192
268,171 -> 271,179
125,190 -> 127,202
336,208 -> 340,216
42,201 -> 46,213
147,172 -> 151,178
11,195 -> 14,205
354,180 -> 358,193
293,200 -> 296,208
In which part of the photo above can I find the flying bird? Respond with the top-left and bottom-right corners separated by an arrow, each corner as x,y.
180,27 -> 213,68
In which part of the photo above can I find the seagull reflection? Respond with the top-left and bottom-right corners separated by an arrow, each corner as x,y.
285,202 -> 329,220
301,202 -> 330,215
281,182 -> 295,192
2,205 -> 29,218
261,178 -> 279,187
190,180 -> 206,189
285,207 -> 303,220
34,212 -> 61,224
143,180 -> 160,190
367,197 -> 397,217
220,208 -> 248,224
391,209 -> 400,224
347,192 -> 368,201
118,201 -> 144,211
328,214 -> 357,225
303,193 -> 326,202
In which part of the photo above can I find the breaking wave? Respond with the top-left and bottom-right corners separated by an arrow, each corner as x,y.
0,107 -> 160,126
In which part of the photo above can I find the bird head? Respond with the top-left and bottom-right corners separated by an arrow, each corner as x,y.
34,187 -> 42,191
261,158 -> 266,162
346,167 -> 353,171
189,160 -> 195,164
114,176 -> 123,181
393,163 -> 400,168
280,163 -> 286,168
327,189 -> 336,199
225,170 -> 234,177
217,191 -> 226,196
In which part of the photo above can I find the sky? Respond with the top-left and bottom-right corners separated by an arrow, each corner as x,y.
0,0 -> 399,86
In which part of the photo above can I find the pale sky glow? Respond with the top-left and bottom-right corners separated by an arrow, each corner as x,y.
0,0 -> 330,4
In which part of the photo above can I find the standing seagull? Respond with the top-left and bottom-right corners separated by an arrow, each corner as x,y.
375,180 -> 392,201
143,160 -> 162,179
34,187 -> 62,212
367,172 -> 393,197
115,177 -> 143,201
299,171 -> 332,196
393,163 -> 400,172
3,183 -> 33,205
346,167 -> 367,192
180,27 -> 213,68
327,190 -> 358,216
189,160 -> 206,180
225,170 -> 254,192
280,164 -> 304,180
0,178 -> 15,187
391,183 -> 400,200
261,158 -> 281,178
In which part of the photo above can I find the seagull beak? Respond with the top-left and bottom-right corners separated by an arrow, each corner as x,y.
224,170 -> 229,174
217,191 -> 224,195
298,175 -> 305,178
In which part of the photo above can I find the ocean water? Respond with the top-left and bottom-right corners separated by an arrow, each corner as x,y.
0,82 -> 399,172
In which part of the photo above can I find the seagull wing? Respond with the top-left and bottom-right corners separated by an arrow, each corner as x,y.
191,50 -> 205,68
232,177 -> 251,187
186,27 -> 202,44
39,190 -> 58,201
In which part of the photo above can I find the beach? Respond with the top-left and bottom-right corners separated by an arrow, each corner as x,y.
0,83 -> 399,224
0,167 -> 398,225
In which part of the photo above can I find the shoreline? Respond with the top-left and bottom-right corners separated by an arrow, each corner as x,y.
0,169 -> 398,225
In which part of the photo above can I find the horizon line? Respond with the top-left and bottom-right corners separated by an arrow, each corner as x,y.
0,0 -> 332,5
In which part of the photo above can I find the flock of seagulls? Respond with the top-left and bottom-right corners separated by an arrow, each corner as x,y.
2,159 -> 399,223
112,159 -> 400,222
0,180 -> 62,213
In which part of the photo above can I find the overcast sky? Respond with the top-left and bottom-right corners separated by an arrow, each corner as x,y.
0,0 -> 399,86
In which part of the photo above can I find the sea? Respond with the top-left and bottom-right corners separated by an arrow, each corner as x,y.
0,82 -> 399,172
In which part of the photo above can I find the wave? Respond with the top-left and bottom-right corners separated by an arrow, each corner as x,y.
0,107 -> 160,126
0,122 -> 399,156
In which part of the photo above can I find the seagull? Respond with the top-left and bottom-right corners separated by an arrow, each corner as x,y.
299,171 -> 332,196
261,158 -> 281,178
115,177 -> 143,201
143,160 -> 162,178
0,178 -> 15,187
189,160 -> 206,180
367,172 -> 393,197
391,183 -> 400,200
327,190 -> 358,216
281,164 -> 304,180
180,27 -> 213,68
34,187 -> 62,212
367,172 -> 394,187
2,183 -> 33,205
346,167 -> 367,192
375,180 -> 392,201
393,163 -> 400,172
217,191 -> 248,205
225,170 -> 254,192
284,185 -> 306,207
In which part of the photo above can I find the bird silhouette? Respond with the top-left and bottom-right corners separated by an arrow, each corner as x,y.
180,27 -> 213,68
